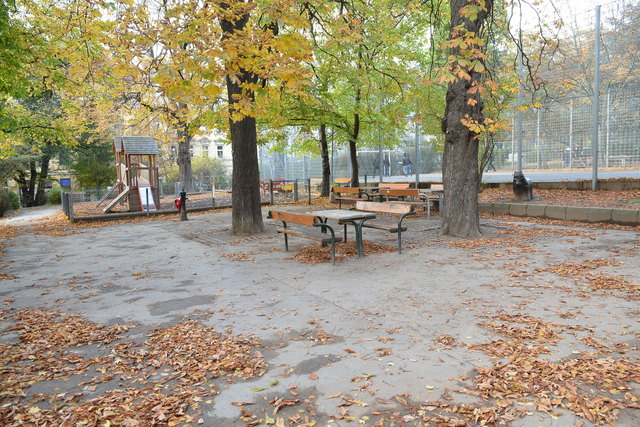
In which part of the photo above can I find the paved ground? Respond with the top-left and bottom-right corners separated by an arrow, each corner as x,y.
1,207 -> 639,426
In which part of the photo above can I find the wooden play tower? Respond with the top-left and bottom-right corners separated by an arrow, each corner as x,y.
98,136 -> 160,213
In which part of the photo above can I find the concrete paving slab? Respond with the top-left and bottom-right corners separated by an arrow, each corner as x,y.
1,208 -> 639,426
526,204 -> 546,217
545,205 -> 567,220
611,208 -> 640,225
587,207 -> 613,223
565,206 -> 589,222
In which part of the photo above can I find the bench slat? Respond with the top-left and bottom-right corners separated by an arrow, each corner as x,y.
333,187 -> 361,195
269,210 -> 316,226
277,228 -> 343,244
355,200 -> 414,214
361,223 -> 406,233
378,183 -> 410,190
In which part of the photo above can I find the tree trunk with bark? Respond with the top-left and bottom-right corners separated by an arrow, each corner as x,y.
176,115 -> 193,192
221,5 -> 264,234
16,153 -> 51,207
440,0 -> 493,238
319,124 -> 331,197
349,93 -> 361,187
34,153 -> 50,206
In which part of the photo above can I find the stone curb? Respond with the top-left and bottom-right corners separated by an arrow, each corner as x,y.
479,202 -> 640,226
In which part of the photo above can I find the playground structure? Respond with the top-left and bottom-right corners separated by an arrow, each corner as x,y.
97,136 -> 160,213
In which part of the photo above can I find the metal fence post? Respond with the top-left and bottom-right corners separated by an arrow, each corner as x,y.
536,109 -> 541,169
62,192 -> 68,217
269,179 -> 274,205
591,5 -> 601,191
68,193 -> 75,223
293,179 -> 299,202
307,178 -> 311,204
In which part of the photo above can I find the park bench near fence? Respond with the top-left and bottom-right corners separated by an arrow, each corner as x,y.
267,210 -> 343,265
332,187 -> 363,208
378,183 -> 410,190
378,188 -> 433,215
377,184 -> 444,217
350,201 -> 416,254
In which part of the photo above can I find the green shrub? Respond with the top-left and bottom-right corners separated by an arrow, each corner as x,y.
0,188 -> 9,217
8,191 -> 20,210
47,187 -> 63,205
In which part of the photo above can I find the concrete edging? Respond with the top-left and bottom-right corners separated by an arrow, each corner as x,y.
479,202 -> 640,226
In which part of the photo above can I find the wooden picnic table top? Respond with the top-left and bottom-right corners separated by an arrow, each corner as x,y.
309,209 -> 376,221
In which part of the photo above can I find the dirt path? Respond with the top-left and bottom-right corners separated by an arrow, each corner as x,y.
0,205 -> 60,225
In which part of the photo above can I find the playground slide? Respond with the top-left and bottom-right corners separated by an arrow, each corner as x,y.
103,185 -> 130,213
96,182 -> 119,207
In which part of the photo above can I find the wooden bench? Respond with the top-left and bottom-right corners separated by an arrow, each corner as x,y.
332,187 -> 362,208
351,201 -> 416,254
378,183 -> 410,190
267,210 -> 342,265
378,188 -> 433,214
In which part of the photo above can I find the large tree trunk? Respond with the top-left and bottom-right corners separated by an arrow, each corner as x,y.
319,124 -> 331,197
34,153 -> 50,206
176,115 -> 193,192
19,159 -> 38,207
349,94 -> 361,187
440,0 -> 493,238
221,5 -> 264,235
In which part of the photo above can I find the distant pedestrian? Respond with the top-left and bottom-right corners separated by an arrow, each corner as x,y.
372,156 -> 381,176
486,153 -> 496,171
383,156 -> 390,176
402,153 -> 413,176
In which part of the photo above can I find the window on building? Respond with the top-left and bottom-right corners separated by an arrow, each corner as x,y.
217,144 -> 224,159
202,144 -> 209,158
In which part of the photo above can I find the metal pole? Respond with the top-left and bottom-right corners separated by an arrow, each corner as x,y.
180,189 -> 188,221
569,103 -> 573,168
511,114 -> 515,169
378,145 -> 383,184
69,193 -> 74,223
517,48 -> 524,172
414,125 -> 420,187
145,187 -> 150,214
536,109 -> 540,169
605,90 -> 610,167
331,129 -> 335,183
307,178 -> 311,205
591,5 -> 601,191
269,179 -> 274,205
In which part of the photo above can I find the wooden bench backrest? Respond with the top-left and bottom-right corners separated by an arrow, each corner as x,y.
378,183 -> 410,190
430,184 -> 444,191
355,200 -> 414,215
380,188 -> 420,198
269,210 -> 316,226
333,187 -> 360,195
334,178 -> 351,183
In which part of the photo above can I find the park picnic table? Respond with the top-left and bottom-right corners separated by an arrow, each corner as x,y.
310,209 -> 376,258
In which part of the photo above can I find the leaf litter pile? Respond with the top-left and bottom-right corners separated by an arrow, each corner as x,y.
536,258 -> 640,300
446,223 -> 591,250
292,241 -> 395,264
0,309 -> 265,426
375,312 -> 640,426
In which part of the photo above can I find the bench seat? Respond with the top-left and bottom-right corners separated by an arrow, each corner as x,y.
268,210 -> 342,265
350,201 -> 416,253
